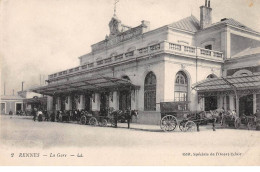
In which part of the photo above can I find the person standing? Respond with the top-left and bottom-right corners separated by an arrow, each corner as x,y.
126,108 -> 131,129
32,108 -> 37,121
114,111 -> 118,128
38,109 -> 43,122
254,109 -> 260,130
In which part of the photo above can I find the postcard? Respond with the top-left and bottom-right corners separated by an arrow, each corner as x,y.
0,0 -> 260,166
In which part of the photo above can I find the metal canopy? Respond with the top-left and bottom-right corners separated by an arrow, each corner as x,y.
32,75 -> 140,96
193,72 -> 260,94
23,97 -> 47,104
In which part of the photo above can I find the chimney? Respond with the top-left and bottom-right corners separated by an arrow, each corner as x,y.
22,81 -> 24,91
200,0 -> 212,29
141,20 -> 150,33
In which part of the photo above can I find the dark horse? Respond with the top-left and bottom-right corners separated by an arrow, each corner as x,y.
183,109 -> 223,132
109,109 -> 138,128
196,109 -> 224,131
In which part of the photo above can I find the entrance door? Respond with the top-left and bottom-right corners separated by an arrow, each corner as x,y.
119,90 -> 131,111
16,103 -> 22,111
85,94 -> 92,112
100,92 -> 109,115
1,103 -> 6,114
205,96 -> 217,111
61,96 -> 66,111
71,94 -> 77,110
239,94 -> 253,116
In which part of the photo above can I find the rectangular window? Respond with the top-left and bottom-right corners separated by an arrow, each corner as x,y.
174,92 -> 187,102
1,103 -> 6,114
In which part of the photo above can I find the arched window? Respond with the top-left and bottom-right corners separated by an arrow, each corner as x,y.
207,74 -> 217,79
174,71 -> 188,102
122,75 -> 130,81
144,72 -> 156,111
233,69 -> 252,77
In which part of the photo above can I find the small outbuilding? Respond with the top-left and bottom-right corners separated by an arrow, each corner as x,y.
0,95 -> 24,115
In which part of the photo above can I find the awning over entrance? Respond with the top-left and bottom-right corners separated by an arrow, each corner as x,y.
193,72 -> 260,96
31,75 -> 140,96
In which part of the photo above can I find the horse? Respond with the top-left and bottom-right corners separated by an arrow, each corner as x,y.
109,109 -> 138,128
57,110 -> 70,122
194,110 -> 222,131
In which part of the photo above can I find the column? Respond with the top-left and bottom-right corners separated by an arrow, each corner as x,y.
109,91 -> 118,110
229,95 -> 235,111
218,95 -> 223,109
47,96 -> 53,111
78,95 -> 85,110
57,97 -> 61,110
221,28 -> 231,59
135,90 -> 139,110
223,96 -> 227,111
131,90 -> 137,110
199,97 -> 205,111
91,93 -> 100,111
253,94 -> 256,114
65,96 -> 71,110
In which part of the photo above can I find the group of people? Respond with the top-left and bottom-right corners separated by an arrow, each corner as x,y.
31,108 -> 50,122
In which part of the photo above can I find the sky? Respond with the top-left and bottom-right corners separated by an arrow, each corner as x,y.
1,0 -> 260,95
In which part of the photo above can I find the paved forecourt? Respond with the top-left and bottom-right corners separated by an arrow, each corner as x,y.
0,115 -> 259,165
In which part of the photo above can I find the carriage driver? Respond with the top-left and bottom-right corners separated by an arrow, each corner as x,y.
255,109 -> 260,119
126,108 -> 131,129
254,109 -> 260,130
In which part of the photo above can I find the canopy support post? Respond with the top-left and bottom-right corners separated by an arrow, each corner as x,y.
222,77 -> 239,116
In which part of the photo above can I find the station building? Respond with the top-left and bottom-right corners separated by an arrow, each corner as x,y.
32,1 -> 260,124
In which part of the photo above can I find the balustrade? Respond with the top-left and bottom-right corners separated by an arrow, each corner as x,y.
48,41 -> 223,80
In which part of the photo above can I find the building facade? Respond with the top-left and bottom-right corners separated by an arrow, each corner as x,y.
33,1 -> 260,124
0,91 -> 47,115
18,91 -> 47,115
0,95 -> 24,115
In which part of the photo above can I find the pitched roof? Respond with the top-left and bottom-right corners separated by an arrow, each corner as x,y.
210,18 -> 259,34
168,15 -> 200,33
232,46 -> 260,58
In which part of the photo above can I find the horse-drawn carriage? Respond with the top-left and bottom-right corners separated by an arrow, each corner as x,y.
221,111 -> 241,129
79,110 -> 111,127
79,108 -> 138,128
241,115 -> 257,130
160,101 -> 221,132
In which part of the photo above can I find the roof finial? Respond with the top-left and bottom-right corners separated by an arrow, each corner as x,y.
114,0 -> 120,17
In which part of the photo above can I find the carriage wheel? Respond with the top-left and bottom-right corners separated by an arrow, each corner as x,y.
185,121 -> 196,132
234,118 -> 241,129
80,116 -> 87,125
89,117 -> 97,126
160,115 -> 177,132
179,121 -> 186,131
247,122 -> 254,130
100,119 -> 108,127
109,118 -> 116,127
